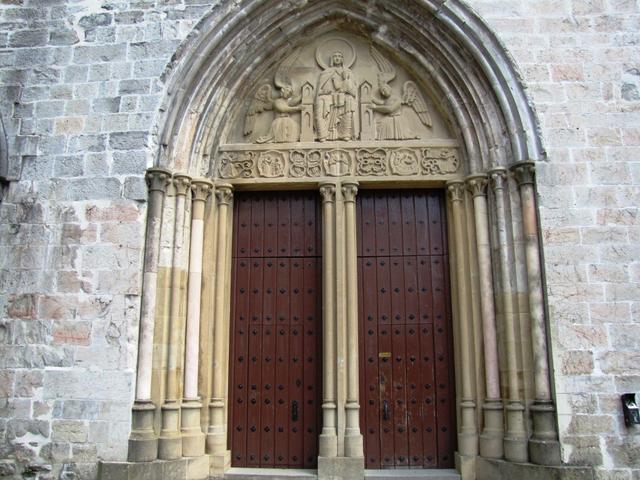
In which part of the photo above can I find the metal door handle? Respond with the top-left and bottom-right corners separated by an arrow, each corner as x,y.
383,400 -> 390,421
292,400 -> 299,422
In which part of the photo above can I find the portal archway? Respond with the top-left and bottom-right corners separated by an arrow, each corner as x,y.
109,2 -> 566,480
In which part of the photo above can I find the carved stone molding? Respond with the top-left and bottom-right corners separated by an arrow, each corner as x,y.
319,183 -> 336,203
511,160 -> 536,186
173,174 -> 191,196
446,180 -> 466,203
488,167 -> 508,192
217,143 -> 459,181
466,174 -> 489,197
215,184 -> 233,205
191,178 -> 213,203
146,168 -> 171,193
341,181 -> 359,203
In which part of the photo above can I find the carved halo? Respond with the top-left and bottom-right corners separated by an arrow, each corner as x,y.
315,38 -> 357,69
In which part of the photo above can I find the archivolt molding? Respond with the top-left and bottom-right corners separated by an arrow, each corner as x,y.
153,0 -> 544,178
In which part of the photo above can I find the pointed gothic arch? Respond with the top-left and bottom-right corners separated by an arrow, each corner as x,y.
101,2 -> 586,480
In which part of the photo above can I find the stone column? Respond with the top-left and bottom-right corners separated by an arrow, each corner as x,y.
342,181 -> 363,459
511,161 -> 561,465
158,173 -> 191,460
129,167 -> 171,462
181,178 -> 213,457
446,181 -> 478,458
319,183 -> 338,458
466,174 -> 504,459
207,184 -> 233,473
489,168 -> 528,462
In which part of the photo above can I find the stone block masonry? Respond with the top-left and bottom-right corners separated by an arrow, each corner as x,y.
0,0 -> 637,479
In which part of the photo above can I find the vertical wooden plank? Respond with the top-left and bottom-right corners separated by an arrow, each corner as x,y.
263,196 -> 278,257
274,257 -> 290,467
291,194 -> 304,257
236,195 -> 252,258
304,193 -> 318,257
361,193 -> 377,257
277,194 -> 291,257
246,257 -> 263,466
401,192 -> 417,256
302,257 -> 318,468
231,257 -> 250,466
388,193 -> 403,257
374,193 -> 389,256
260,257 -> 277,467
428,193 -> 444,256
414,192 -> 431,257
251,195 -> 265,257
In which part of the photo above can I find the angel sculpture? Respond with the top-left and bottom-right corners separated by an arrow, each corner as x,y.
369,46 -> 432,140
243,49 -> 303,143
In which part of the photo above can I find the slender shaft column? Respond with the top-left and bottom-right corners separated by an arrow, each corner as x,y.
181,179 -> 213,457
467,174 -> 504,459
319,183 -> 338,458
128,167 -> 171,462
447,181 -> 478,458
207,184 -> 233,472
489,168 -> 528,462
511,161 -> 561,465
342,181 -> 363,459
158,173 -> 191,460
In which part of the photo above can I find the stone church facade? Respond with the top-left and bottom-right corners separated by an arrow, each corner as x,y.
0,1 -> 638,479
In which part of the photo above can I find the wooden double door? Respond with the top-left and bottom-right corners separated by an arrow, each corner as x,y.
229,189 -> 455,470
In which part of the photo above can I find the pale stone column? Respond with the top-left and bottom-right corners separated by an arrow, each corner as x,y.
489,168 -> 528,462
466,174 -> 504,459
446,181 -> 478,458
129,167 -> 171,462
342,181 -> 364,459
181,178 -> 213,457
207,184 -> 233,472
158,173 -> 191,460
511,161 -> 561,465
319,183 -> 338,458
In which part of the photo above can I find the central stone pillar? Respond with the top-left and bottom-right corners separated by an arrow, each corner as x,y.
318,180 -> 364,480
206,184 -> 233,474
319,183 -> 338,458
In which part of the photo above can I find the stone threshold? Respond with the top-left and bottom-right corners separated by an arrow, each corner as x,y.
365,469 -> 460,479
223,467 -> 461,480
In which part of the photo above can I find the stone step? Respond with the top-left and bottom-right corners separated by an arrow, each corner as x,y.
223,467 -> 460,480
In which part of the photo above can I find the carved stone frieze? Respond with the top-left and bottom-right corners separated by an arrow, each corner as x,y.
217,142 -> 460,180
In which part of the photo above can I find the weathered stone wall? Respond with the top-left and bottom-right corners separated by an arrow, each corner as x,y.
0,0 -> 637,479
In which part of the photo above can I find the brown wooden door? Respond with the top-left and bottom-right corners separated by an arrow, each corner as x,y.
229,191 -> 321,469
357,190 -> 456,469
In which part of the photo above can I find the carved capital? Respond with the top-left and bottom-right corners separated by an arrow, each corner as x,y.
145,167 -> 171,193
465,174 -> 488,197
488,168 -> 508,192
341,181 -> 359,203
191,178 -> 213,203
319,183 -> 336,203
215,184 -> 233,205
510,161 -> 536,187
446,181 -> 465,203
173,174 -> 191,196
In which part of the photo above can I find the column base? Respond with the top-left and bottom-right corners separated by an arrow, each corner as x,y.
455,452 -> 476,480
317,456 -> 364,480
127,400 -> 157,462
158,403 -> 183,460
480,400 -> 504,459
319,432 -> 338,458
529,401 -> 561,466
209,449 -> 231,476
181,399 -> 205,457
504,402 -> 527,463
477,457 -> 595,480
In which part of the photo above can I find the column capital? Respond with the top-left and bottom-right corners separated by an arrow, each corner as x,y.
341,181 -> 359,203
146,167 -> 171,193
488,167 -> 508,192
191,178 -> 213,203
446,180 -> 465,203
173,173 -> 191,196
319,183 -> 336,203
510,160 -> 536,186
215,184 -> 233,205
465,174 -> 489,197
